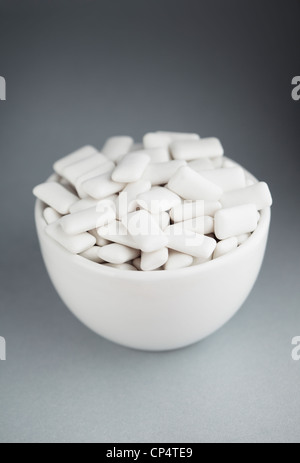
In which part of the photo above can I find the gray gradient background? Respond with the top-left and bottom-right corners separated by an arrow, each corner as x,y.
0,0 -> 299,444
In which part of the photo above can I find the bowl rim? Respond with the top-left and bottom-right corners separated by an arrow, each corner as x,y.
35,169 -> 271,281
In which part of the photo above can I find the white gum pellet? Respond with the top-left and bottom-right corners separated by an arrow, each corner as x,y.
33,182 -> 78,215
237,233 -> 251,245
117,180 -> 151,219
214,204 -> 259,240
188,158 -> 215,172
98,243 -> 140,265
164,250 -> 193,270
144,132 -> 199,150
82,171 -> 125,200
213,237 -> 238,259
171,138 -> 224,161
98,221 -> 140,249
60,204 -> 116,235
221,182 -> 272,210
143,133 -> 173,149
53,145 -> 98,176
112,152 -> 151,183
126,210 -> 168,252
137,187 -> 181,214
62,153 -> 108,185
89,229 -> 110,247
156,131 -> 200,141
166,225 -> 216,258
102,136 -> 134,162
46,222 -> 96,254
168,166 -> 223,201
43,207 -> 61,225
103,263 -> 138,271
170,200 -> 221,222
180,216 -> 214,235
199,167 -> 246,192
141,247 -> 169,271
80,247 -> 104,263
75,161 -> 115,198
141,147 -> 171,163
142,160 -> 187,186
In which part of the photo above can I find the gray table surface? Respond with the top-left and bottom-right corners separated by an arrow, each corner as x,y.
0,0 -> 299,443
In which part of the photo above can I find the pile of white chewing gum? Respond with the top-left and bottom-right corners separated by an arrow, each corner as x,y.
33,131 -> 272,271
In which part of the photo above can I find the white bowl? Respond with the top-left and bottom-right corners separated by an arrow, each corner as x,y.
34,174 -> 271,351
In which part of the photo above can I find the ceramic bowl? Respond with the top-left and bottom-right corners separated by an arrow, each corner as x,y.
34,173 -> 271,351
